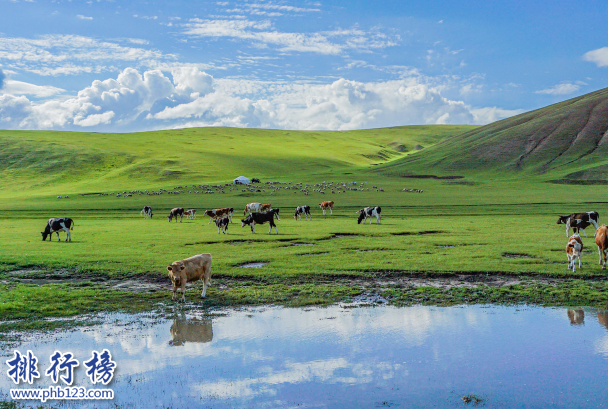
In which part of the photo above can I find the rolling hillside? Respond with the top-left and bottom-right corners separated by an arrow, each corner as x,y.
380,87 -> 608,182
0,125 -> 472,198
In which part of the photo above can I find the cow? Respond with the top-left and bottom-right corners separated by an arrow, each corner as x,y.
251,178 -> 261,183
557,211 -> 600,238
184,209 -> 197,219
294,205 -> 311,221
241,209 -> 279,234
214,216 -> 230,234
595,224 -> 608,269
319,201 -> 334,215
168,207 -> 185,223
167,253 -> 213,302
566,234 -> 583,272
357,206 -> 382,224
41,218 -> 74,242
243,202 -> 262,215
260,203 -> 272,213
204,208 -> 234,224
140,206 -> 153,219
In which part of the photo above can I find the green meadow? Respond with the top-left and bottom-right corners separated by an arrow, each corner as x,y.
2,116 -> 608,331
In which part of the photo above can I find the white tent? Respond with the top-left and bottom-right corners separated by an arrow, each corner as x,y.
233,176 -> 251,185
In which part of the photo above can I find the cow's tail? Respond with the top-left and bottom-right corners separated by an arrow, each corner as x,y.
70,219 -> 75,230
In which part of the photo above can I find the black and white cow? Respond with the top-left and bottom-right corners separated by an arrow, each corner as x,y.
168,207 -> 185,223
357,206 -> 382,224
294,205 -> 311,221
214,217 -> 230,234
557,211 -> 599,238
41,218 -> 74,241
140,206 -> 153,219
241,209 -> 279,234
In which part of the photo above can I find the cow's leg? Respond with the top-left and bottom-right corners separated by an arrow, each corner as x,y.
578,254 -> 582,269
330,208 -> 333,215
251,224 -> 255,233
217,226 -> 221,234
581,228 -> 588,238
181,282 -> 186,302
599,246 -> 603,265
172,285 -> 177,301
66,228 -> 71,242
603,250 -> 607,269
56,231 -> 61,241
566,220 -> 571,238
376,215 -> 380,224
201,278 -> 207,298
208,217 -> 213,225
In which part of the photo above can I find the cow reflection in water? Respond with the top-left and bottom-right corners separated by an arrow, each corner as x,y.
598,309 -> 608,331
567,309 -> 585,326
169,317 -> 213,346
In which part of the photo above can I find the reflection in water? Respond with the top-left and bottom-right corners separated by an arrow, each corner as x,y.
598,309 -> 608,331
567,309 -> 585,325
169,316 -> 213,346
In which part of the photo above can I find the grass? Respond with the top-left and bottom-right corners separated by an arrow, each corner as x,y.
2,123 -> 608,334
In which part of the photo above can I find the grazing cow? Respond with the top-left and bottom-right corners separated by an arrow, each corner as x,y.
595,224 -> 608,269
168,207 -> 185,223
251,178 -> 261,183
243,202 -> 262,215
204,208 -> 234,224
357,206 -> 382,224
557,211 -> 600,238
241,209 -> 279,234
214,216 -> 230,234
167,253 -> 213,302
294,205 -> 311,221
260,203 -> 272,213
140,206 -> 153,219
41,218 -> 74,242
566,234 -> 583,272
319,201 -> 334,215
184,209 -> 197,219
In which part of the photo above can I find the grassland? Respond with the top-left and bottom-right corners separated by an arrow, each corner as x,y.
2,120 -> 608,334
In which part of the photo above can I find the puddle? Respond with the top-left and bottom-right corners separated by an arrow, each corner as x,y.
237,262 -> 268,268
502,253 -> 535,259
297,252 -> 330,256
290,242 -> 315,246
392,230 -> 442,236
2,305 -> 608,408
436,245 -> 456,248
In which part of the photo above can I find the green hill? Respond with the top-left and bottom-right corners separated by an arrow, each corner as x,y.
379,87 -> 608,182
0,125 -> 473,198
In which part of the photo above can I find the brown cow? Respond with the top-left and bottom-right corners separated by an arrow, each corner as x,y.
167,253 -> 212,302
260,203 -> 272,213
204,207 -> 234,224
169,317 -> 213,346
184,209 -> 197,219
566,234 -> 583,272
168,207 -> 184,223
595,224 -> 608,269
319,200 -> 334,215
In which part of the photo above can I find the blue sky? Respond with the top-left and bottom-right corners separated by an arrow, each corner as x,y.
0,0 -> 606,131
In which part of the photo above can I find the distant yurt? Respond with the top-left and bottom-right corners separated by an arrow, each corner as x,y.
233,176 -> 251,185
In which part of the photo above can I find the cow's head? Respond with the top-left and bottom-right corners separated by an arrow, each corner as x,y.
168,214 -> 173,222
167,263 -> 185,282
241,215 -> 253,227
557,216 -> 570,225
204,210 -> 213,217
273,208 -> 280,220
41,231 -> 49,241
357,210 -> 366,224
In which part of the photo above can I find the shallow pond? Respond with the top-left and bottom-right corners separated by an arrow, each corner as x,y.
2,304 -> 608,408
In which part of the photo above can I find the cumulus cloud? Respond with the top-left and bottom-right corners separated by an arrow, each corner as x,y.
2,80 -> 64,97
0,69 -> 5,89
583,47 -> 608,67
0,67 -> 519,131
535,83 -> 580,95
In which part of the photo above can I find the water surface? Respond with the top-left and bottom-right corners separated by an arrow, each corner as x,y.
2,304 -> 608,408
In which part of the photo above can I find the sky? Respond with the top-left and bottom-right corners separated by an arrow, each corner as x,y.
0,0 -> 607,132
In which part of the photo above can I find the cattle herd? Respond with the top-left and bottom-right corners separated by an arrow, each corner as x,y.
40,191 -> 608,302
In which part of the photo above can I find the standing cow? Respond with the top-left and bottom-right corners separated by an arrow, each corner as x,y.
357,206 -> 382,224
294,205 -> 311,221
167,253 -> 213,302
566,234 -> 583,272
319,201 -> 334,216
168,207 -> 185,223
140,206 -> 153,219
557,211 -> 600,238
596,224 -> 608,270
41,218 -> 75,242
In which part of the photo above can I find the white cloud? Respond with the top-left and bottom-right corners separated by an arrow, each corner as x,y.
535,83 -> 580,95
2,80 -> 64,97
77,15 -> 93,20
583,47 -> 608,67
0,35 -> 177,76
0,67 -> 520,131
181,19 -> 398,55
